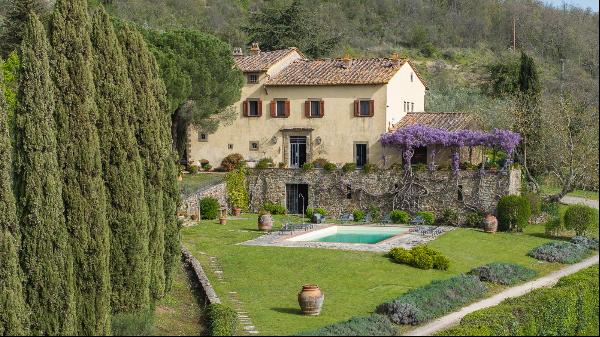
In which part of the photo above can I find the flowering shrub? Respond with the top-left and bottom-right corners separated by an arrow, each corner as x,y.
468,263 -> 537,285
528,241 -> 589,264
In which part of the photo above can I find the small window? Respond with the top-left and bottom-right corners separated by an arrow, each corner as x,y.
410,72 -> 414,82
248,73 -> 258,84
198,132 -> 208,142
458,185 -> 464,201
310,100 -> 321,117
228,144 -> 234,150
403,101 -> 407,112
346,186 -> 352,199
355,143 -> 368,168
248,100 -> 259,116
411,102 -> 414,112
249,141 -> 259,151
276,100 -> 286,117
359,100 -> 372,116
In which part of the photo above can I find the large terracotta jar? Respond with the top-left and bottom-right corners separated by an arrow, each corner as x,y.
258,213 -> 273,231
483,214 -> 498,233
232,207 -> 242,216
298,285 -> 324,316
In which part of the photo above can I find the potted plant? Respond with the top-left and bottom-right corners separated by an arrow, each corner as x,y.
258,209 -> 273,231
219,215 -> 227,225
483,214 -> 498,233
232,206 -> 242,216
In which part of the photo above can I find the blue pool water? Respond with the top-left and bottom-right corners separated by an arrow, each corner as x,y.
317,232 -> 396,244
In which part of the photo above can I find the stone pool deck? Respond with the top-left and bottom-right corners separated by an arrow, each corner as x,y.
238,224 -> 454,253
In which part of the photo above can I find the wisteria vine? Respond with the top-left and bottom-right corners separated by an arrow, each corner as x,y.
381,124 -> 521,172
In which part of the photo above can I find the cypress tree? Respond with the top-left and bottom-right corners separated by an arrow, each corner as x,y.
0,58 -> 27,337
0,0 -> 45,56
14,14 -> 75,335
118,23 -> 168,300
49,0 -> 111,333
90,7 -> 151,314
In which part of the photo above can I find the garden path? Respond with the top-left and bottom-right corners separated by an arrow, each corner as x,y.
560,196 -> 599,209
403,254 -> 599,336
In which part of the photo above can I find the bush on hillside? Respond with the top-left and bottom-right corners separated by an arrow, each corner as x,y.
527,241 -> 589,264
206,304 -> 238,336
390,210 -> 410,224
262,202 -> 286,215
376,274 -> 487,325
415,211 -> 435,225
563,204 -> 598,236
199,197 -> 220,220
571,236 -> 599,250
220,153 -> 245,171
296,314 -> 396,336
389,246 -> 450,271
468,263 -> 537,285
496,195 -> 531,232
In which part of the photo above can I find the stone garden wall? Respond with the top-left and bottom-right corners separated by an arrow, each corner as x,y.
247,168 -> 521,217
180,182 -> 228,216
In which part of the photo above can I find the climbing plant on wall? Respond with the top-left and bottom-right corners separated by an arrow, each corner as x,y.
225,165 -> 249,211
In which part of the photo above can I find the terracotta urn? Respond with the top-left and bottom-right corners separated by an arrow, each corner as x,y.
483,214 -> 498,233
219,217 -> 227,225
232,207 -> 242,216
258,213 -> 273,231
298,284 -> 324,316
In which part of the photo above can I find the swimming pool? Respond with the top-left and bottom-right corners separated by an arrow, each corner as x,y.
287,226 -> 409,244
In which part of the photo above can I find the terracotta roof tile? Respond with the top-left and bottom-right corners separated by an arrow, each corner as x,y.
234,48 -> 301,72
266,58 -> 411,86
390,112 -> 480,132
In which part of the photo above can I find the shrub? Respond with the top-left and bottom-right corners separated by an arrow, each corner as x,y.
439,266 -> 599,336
390,210 -> 410,224
187,165 -> 199,174
544,214 -> 563,236
437,209 -> 459,226
262,202 -> 286,215
415,211 -> 435,225
199,197 -> 221,220
362,163 -> 377,174
206,304 -> 238,336
496,195 -> 531,232
571,236 -> 599,250
312,158 -> 329,168
376,274 -> 487,325
353,210 -> 366,221
367,205 -> 381,221
464,211 -> 483,228
302,162 -> 314,171
225,166 -> 248,210
528,241 -> 589,264
203,164 -> 212,171
342,163 -> 356,173
323,162 -> 337,172
314,208 -> 327,216
256,157 -> 274,169
296,314 -> 396,336
220,153 -> 245,171
111,310 -> 155,336
563,204 -> 598,236
200,159 -> 210,168
524,192 -> 542,216
305,208 -> 315,219
389,246 -> 449,271
468,263 -> 537,285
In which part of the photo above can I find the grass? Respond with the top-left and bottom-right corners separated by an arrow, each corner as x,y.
153,258 -> 205,336
179,172 -> 225,198
540,185 -> 599,200
180,215 -> 573,336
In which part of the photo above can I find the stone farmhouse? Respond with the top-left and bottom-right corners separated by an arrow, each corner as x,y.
186,43 -> 482,170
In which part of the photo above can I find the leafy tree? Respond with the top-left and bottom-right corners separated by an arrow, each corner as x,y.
49,0 -> 111,333
15,13 -> 75,335
90,6 -> 151,317
243,0 -> 341,58
118,23 -> 169,302
143,28 -> 244,159
0,57 -> 27,337
0,0 -> 47,57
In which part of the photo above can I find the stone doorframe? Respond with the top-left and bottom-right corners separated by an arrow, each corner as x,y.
280,128 -> 314,168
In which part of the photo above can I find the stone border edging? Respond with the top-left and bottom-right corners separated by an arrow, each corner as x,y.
403,254 -> 600,336
182,246 -> 221,305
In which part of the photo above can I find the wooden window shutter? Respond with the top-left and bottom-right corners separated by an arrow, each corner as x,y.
354,100 -> 359,117
285,100 -> 290,117
257,99 -> 263,117
305,100 -> 310,117
319,100 -> 325,117
243,100 -> 248,117
270,100 -> 276,117
369,100 -> 375,117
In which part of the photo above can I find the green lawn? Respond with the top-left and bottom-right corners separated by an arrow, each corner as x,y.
153,258 -> 205,336
179,172 -> 225,198
540,185 -> 599,200
181,215 -> 571,336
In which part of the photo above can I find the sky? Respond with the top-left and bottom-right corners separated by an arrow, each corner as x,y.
544,0 -> 599,11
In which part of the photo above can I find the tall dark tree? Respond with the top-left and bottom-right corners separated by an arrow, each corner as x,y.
0,0 -> 46,57
15,14 -> 75,335
90,6 -> 151,314
118,23 -> 168,302
0,57 -> 27,337
49,0 -> 111,333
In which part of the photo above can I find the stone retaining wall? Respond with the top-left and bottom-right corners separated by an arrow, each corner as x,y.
180,182 -> 228,215
181,246 -> 221,306
248,168 -> 521,218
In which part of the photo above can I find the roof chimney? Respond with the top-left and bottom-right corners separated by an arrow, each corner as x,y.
233,47 -> 243,57
250,42 -> 261,55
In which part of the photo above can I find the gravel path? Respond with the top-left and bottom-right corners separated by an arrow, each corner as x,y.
403,254 -> 600,336
560,196 -> 599,209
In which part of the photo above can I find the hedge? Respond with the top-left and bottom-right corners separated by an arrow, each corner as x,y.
199,197 -> 220,220
262,201 -> 286,215
468,263 -> 537,285
528,241 -> 589,264
376,274 -> 487,325
571,236 -> 599,250
390,210 -> 410,224
438,266 -> 599,336
389,246 -> 450,271
563,204 -> 599,236
206,304 -> 238,336
496,195 -> 531,232
296,314 -> 396,336
415,211 -> 435,225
